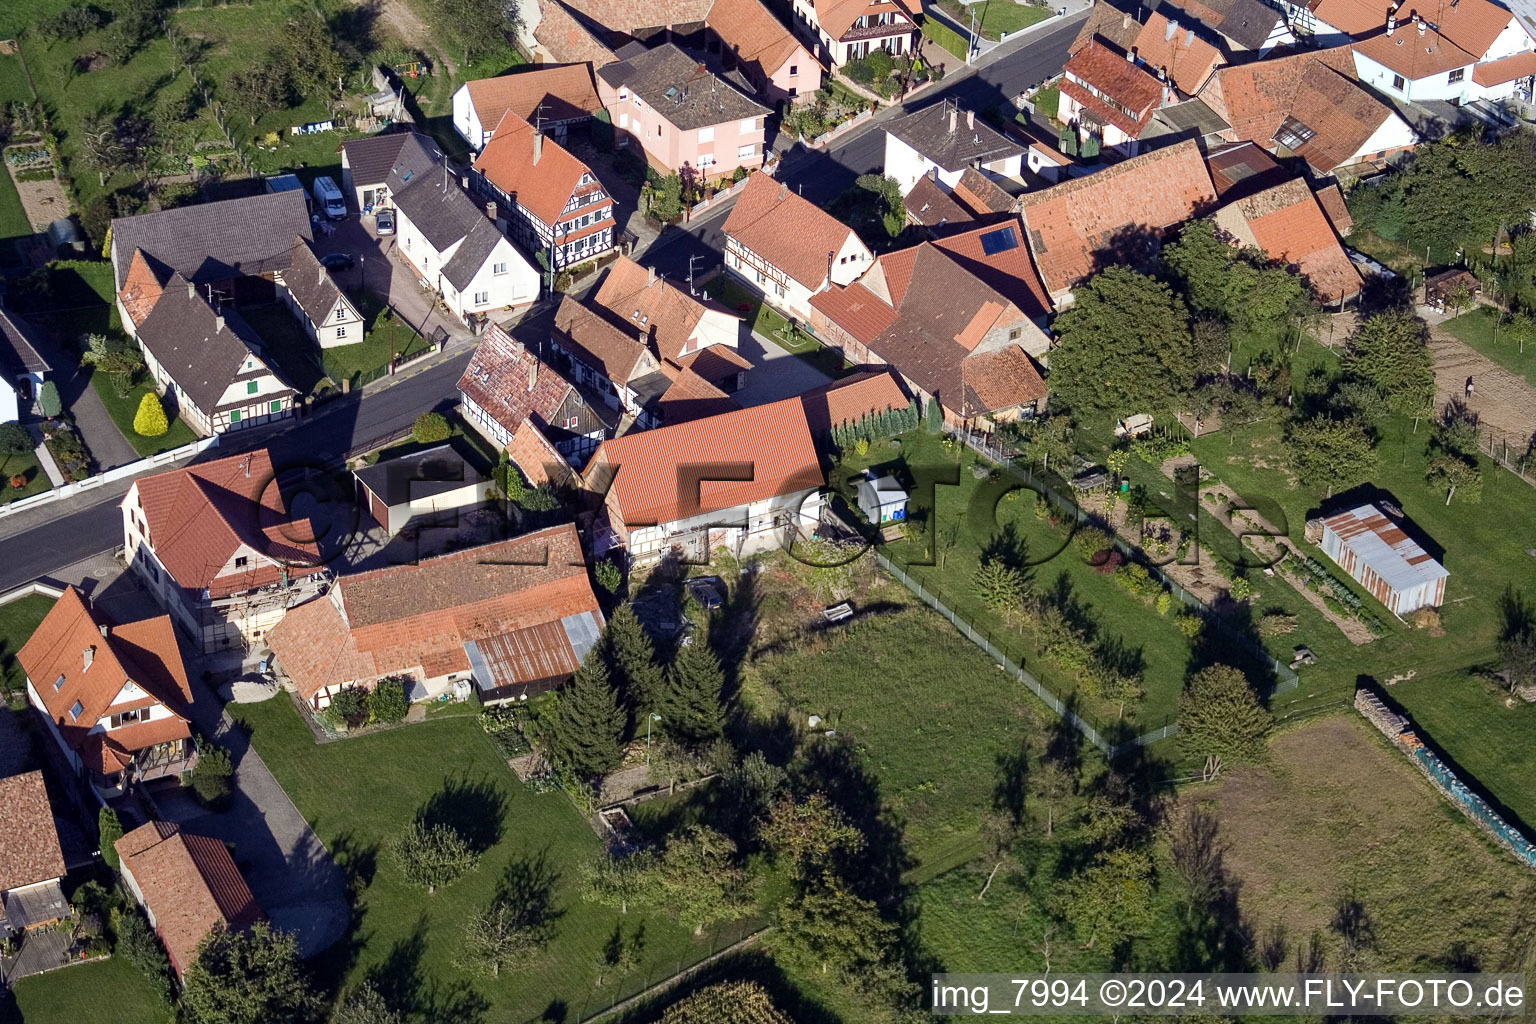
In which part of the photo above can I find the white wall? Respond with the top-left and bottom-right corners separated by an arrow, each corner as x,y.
438,236 -> 539,320
885,132 -> 939,195
1354,44 -> 1471,103
0,384 -> 18,424
212,354 -> 292,428
451,84 -> 487,152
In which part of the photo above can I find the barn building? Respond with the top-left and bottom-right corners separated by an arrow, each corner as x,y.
1319,503 -> 1448,615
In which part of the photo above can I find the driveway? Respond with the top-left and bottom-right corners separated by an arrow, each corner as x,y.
27,325 -> 142,472
732,329 -> 834,406
160,682 -> 349,958
308,214 -> 472,346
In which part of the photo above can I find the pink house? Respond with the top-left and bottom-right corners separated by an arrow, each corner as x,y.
707,0 -> 824,106
598,43 -> 770,181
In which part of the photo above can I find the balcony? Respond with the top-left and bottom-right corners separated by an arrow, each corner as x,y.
134,740 -> 199,783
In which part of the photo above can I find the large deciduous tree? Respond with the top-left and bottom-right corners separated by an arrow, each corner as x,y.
1177,663 -> 1271,781
178,923 -> 321,1024
1283,414 -> 1377,496
388,820 -> 477,894
655,825 -> 754,935
1049,267 -> 1195,414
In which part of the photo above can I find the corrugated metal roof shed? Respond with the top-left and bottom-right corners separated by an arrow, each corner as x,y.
1322,504 -> 1448,595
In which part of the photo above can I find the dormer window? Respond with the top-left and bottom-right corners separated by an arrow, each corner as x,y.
69,700 -> 84,720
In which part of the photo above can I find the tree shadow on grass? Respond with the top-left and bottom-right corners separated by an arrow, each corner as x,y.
495,849 -> 564,944
365,913 -> 490,1024
416,770 -> 508,855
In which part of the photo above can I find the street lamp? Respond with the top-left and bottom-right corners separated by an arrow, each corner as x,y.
646,713 -> 662,764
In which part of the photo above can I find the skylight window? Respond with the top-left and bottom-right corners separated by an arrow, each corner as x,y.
53,674 -> 65,691
69,700 -> 84,720
979,227 -> 1019,255
1273,116 -> 1316,151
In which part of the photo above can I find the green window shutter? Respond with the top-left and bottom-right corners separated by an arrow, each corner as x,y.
230,409 -> 241,423
247,380 -> 258,394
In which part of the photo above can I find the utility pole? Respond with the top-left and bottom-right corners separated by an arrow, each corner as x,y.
688,254 -> 703,296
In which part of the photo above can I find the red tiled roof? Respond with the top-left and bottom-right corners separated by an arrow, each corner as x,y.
118,249 -> 164,328
1016,139 -> 1215,296
656,367 -> 739,424
474,111 -> 606,227
583,397 -> 821,527
931,217 -> 1053,319
458,323 -> 580,437
902,174 -> 973,228
952,166 -> 1016,214
1215,177 -> 1361,301
812,0 -> 916,39
0,771 -> 66,893
17,587 -> 193,761
269,525 -> 603,699
534,0 -> 619,65
1062,39 -> 1165,136
724,172 -> 867,290
1312,181 -> 1353,237
1284,62 -> 1398,174
808,282 -> 900,345
799,369 -> 910,434
1205,140 -> 1285,198
1132,11 -> 1225,94
593,256 -> 740,363
1353,22 -> 1476,80
962,345 -> 1048,412
465,64 -> 602,136
1312,0 -> 1512,56
84,714 -> 192,774
1070,1 -> 1145,54
131,449 -> 322,597
708,0 -> 811,78
508,419 -> 573,489
1200,45 -> 1356,142
1472,48 -> 1536,85
116,821 -> 261,979
554,293 -> 655,384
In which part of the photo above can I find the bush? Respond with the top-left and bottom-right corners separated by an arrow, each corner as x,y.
1072,524 -> 1114,560
37,380 -> 61,418
594,558 -> 623,594
113,906 -> 174,1004
1113,562 -> 1163,603
368,677 -> 410,724
1228,576 -> 1254,602
0,421 -> 30,456
324,687 -> 369,729
132,391 -> 168,436
1155,591 -> 1174,616
1257,611 -> 1298,637
411,411 -> 451,445
865,49 -> 895,81
843,58 -> 875,85
189,744 -> 233,808
98,807 -> 123,869
1176,611 -> 1203,638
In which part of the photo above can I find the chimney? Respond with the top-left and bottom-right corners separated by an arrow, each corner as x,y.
1387,10 -> 1396,32
949,106 -> 957,133
966,110 -> 974,129
318,263 -> 325,285
460,173 -> 470,190
827,249 -> 835,283
1185,28 -> 1194,45
1165,17 -> 1178,40
83,646 -> 94,670
1122,11 -> 1131,27
1158,65 -> 1168,81
486,201 -> 497,220
528,355 -> 538,392
99,624 -> 109,638
186,279 -> 196,300
648,265 -> 656,286
214,314 -> 225,334
779,181 -> 788,200
1129,45 -> 1139,64
243,453 -> 252,478
533,131 -> 543,165
1416,13 -> 1426,32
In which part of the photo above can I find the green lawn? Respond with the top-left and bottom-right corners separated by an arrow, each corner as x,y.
0,167 -> 30,267
748,600 -> 1064,872
1030,84 -> 1059,121
0,451 -> 52,505
229,696 -> 756,1022
87,369 -> 199,458
937,0 -> 1050,40
1390,672 -> 1536,831
0,592 -> 53,700
920,14 -> 970,61
320,299 -> 430,390
710,277 -> 852,379
5,956 -> 172,1024
1444,306 -> 1536,388
835,431 -> 1198,730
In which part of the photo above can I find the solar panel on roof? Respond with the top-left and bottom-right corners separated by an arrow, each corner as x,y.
979,226 -> 1019,255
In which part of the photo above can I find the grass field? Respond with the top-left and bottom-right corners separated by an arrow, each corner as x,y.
834,431 -> 1197,729
920,14 -> 971,61
1194,715 -> 1534,969
710,277 -> 851,379
0,592 -> 53,699
1444,306 -> 1536,387
229,696 -> 757,1023
0,451 -> 52,505
3,955 -> 173,1024
747,598 -> 1061,872
936,0 -> 1050,40
321,299 -> 431,390
87,369 -> 199,457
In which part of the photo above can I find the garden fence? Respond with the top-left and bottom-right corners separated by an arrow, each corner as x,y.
0,436 -> 219,521
806,108 -> 874,149
944,427 -> 1301,697
1477,423 -> 1535,488
571,917 -> 769,1023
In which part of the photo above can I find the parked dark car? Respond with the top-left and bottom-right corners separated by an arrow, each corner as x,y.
320,252 -> 354,271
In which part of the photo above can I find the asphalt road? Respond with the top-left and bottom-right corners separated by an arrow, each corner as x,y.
644,12 -> 1086,282
0,347 -> 476,592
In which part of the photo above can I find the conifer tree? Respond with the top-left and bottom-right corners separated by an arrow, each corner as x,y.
603,604 -> 664,721
662,639 -> 725,743
545,650 -> 626,784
